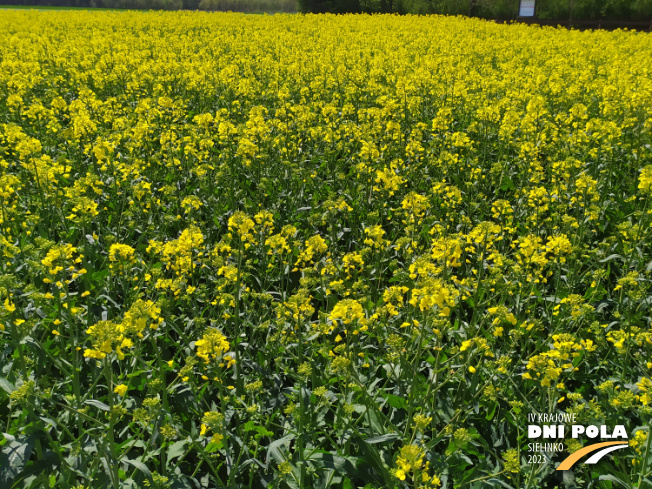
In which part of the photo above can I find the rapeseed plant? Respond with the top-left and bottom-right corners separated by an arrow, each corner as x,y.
0,10 -> 651,488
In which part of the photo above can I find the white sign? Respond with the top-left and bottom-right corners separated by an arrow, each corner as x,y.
519,0 -> 535,16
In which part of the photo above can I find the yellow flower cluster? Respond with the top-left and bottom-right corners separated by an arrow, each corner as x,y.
329,299 -> 367,334
84,300 -> 162,359
392,444 -> 441,487
195,328 -> 232,366
108,243 -> 136,274
200,411 -> 225,445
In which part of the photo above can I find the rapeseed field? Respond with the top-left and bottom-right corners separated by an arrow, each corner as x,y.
1,10 -> 652,489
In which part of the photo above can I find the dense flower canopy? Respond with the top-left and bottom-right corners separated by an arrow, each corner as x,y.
1,10 -> 652,489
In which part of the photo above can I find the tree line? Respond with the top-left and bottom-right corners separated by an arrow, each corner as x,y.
3,0 -> 296,12
2,0 -> 651,21
298,0 -> 652,20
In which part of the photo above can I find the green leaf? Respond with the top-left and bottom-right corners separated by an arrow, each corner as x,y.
599,254 -> 623,263
307,451 -> 358,476
500,177 -> 515,191
0,435 -> 35,486
598,475 -> 629,488
205,440 -> 224,452
166,440 -> 188,464
483,478 -> 515,488
243,422 -> 273,438
445,440 -> 458,456
383,394 -> 407,410
266,434 -> 295,467
364,434 -> 400,445
562,470 -> 575,485
85,399 -> 110,411
124,458 -> 152,479
485,402 -> 498,421
0,378 -> 15,394
39,417 -> 57,429
92,269 -> 110,282
357,440 -> 393,485
364,407 -> 384,434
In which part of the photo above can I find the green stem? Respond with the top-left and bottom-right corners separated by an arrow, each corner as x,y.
234,240 -> 243,396
104,359 -> 120,489
297,317 -> 306,488
152,336 -> 168,475
637,425 -> 652,489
